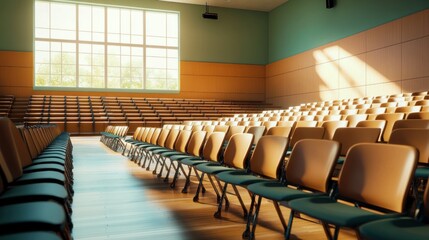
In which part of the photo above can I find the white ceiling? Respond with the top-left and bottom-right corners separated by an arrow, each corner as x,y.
159,0 -> 288,12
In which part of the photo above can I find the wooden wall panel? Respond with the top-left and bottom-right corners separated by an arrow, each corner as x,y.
267,9 -> 429,108
0,55 -> 265,101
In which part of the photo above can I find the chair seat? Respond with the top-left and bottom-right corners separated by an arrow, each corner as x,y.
160,150 -> 183,158
180,158 -> 205,166
23,163 -> 65,174
169,154 -> 194,161
0,202 -> 66,233
0,231 -> 62,240
359,217 -> 429,240
32,158 -> 65,166
288,196 -> 399,227
196,162 -> 235,175
0,183 -> 68,204
415,166 -> 429,178
247,181 -> 324,201
216,170 -> 271,186
15,171 -> 66,185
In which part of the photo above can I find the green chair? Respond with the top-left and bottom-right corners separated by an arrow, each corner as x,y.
215,135 -> 288,219
288,143 -> 417,240
180,132 -> 226,194
244,139 -> 340,239
194,133 -> 254,204
359,179 -> 429,240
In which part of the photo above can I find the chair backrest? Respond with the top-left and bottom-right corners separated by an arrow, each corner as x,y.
186,131 -> 207,157
164,129 -> 180,149
389,128 -> 429,165
246,126 -> 265,145
286,139 -> 340,193
19,128 -> 40,159
407,112 -> 429,120
150,128 -> 162,145
345,114 -> 368,127
225,125 -> 246,142
276,121 -> 295,128
248,136 -> 288,179
332,127 -> 381,156
392,119 -> 429,131
289,127 -> 325,149
213,125 -> 229,133
144,128 -> 156,142
320,120 -> 348,140
202,132 -> 226,161
133,127 -> 142,140
0,118 -> 29,181
138,128 -> 150,141
173,130 -> 192,152
375,113 -> 405,142
202,125 -> 215,136
338,143 -> 417,213
266,126 -> 292,138
262,121 -> 278,132
191,125 -> 204,132
223,133 -> 254,169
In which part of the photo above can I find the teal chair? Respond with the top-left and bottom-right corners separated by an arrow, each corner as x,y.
215,135 -> 288,219
359,179 -> 429,240
288,143 -> 417,240
180,132 -> 226,197
244,139 -> 340,239
194,133 -> 254,206
167,131 -> 207,189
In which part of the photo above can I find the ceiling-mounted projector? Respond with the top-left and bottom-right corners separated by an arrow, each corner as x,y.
202,3 -> 218,20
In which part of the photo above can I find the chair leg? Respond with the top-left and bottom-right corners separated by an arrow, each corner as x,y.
170,161 -> 181,189
232,185 -> 248,219
214,182 -> 229,219
207,174 -> 221,202
322,222 -> 334,240
284,210 -> 295,240
248,195 -> 263,239
243,193 -> 256,239
181,165 -> 193,193
193,172 -> 205,202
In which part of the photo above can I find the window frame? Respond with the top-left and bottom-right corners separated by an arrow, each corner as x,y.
33,0 -> 180,93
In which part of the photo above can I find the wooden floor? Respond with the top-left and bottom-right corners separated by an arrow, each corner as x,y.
71,136 -> 356,240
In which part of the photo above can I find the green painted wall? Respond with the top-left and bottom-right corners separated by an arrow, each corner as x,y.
269,0 -> 429,63
0,0 -> 268,65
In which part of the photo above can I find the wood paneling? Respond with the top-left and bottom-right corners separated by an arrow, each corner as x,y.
267,9 -> 429,108
0,53 -> 265,101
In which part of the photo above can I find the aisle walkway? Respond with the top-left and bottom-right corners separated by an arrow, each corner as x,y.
71,137 -> 185,239
70,136 -> 355,240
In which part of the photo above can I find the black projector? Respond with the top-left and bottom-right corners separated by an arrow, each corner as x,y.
202,12 -> 218,19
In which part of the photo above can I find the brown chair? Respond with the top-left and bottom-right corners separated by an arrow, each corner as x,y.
214,136 -> 288,219
180,132 -> 227,193
288,143 -> 418,240
407,112 -> 429,120
244,139 -> 340,239
245,126 -> 266,146
375,113 -> 405,142
266,126 -> 292,138
389,129 -> 429,186
320,120 -> 348,140
288,127 -> 325,152
194,133 -> 254,204
332,127 -> 381,169
359,179 -> 429,240
392,119 -> 429,131
344,114 -> 367,127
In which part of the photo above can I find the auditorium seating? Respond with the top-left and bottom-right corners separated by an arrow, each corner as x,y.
15,95 -> 273,135
0,118 -> 73,239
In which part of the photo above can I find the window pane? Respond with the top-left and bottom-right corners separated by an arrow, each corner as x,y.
35,1 -> 179,92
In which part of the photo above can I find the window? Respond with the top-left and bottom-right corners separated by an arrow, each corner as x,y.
34,0 -> 180,92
